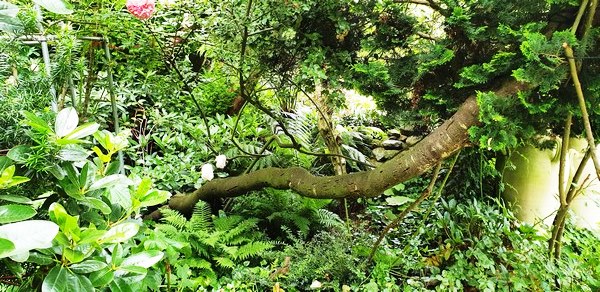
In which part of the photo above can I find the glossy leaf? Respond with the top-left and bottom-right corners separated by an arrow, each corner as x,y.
6,145 -> 31,164
57,146 -> 90,162
0,195 -> 32,204
385,196 -> 414,206
54,107 -> 79,138
89,267 -> 114,287
98,222 -> 140,244
121,250 -> 164,269
70,260 -> 108,274
32,0 -> 73,15
0,204 -> 37,224
81,197 -> 112,215
89,174 -> 131,192
138,190 -> 171,208
42,266 -> 94,292
0,220 -> 59,261
64,122 -> 100,140
0,237 -> 15,258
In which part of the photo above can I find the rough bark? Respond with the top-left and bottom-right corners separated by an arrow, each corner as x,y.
168,79 -> 531,215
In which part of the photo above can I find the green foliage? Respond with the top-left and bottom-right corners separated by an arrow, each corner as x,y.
513,31 -> 578,93
149,200 -> 274,290
0,109 -> 169,291
228,188 -> 344,240
367,198 -> 600,291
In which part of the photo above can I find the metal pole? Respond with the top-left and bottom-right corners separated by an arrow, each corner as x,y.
103,38 -> 124,174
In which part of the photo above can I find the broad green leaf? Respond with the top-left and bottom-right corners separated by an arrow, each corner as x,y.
64,122 -> 100,140
57,146 -> 90,162
22,111 -> 51,134
138,190 -> 171,208
78,228 -> 106,245
134,177 -> 153,198
0,195 -> 32,204
0,156 -> 11,172
0,238 -> 15,258
27,252 -> 54,265
89,174 -> 131,192
120,250 -> 163,269
385,196 -> 414,206
49,203 -> 80,239
89,267 -> 114,287
0,220 -> 59,262
108,277 -> 134,292
70,260 -> 108,274
116,265 -> 147,276
92,146 -> 112,163
42,266 -> 94,292
0,205 -> 37,223
54,107 -> 79,138
93,131 -> 113,152
1,176 -> 30,189
63,247 -> 86,264
106,184 -> 132,210
81,197 -> 111,215
7,145 -> 31,164
0,164 -> 14,180
48,164 -> 66,180
33,0 -> 73,15
79,162 -> 95,189
98,222 -> 139,244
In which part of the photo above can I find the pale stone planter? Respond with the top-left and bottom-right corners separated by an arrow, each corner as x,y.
502,138 -> 600,233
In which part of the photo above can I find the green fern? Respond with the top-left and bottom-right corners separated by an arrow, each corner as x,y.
153,203 -> 273,276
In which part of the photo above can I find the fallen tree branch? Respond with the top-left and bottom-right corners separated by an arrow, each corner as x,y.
163,79 -> 531,216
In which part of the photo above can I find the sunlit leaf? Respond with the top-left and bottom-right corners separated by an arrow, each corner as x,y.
98,222 -> 140,244
0,220 -> 59,262
0,205 -> 37,224
54,107 -> 79,138
33,0 -> 73,15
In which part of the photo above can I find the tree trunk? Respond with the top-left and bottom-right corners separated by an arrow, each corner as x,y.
167,79 -> 531,215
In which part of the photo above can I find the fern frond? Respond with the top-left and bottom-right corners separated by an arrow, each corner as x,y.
183,258 -> 213,271
220,218 -> 259,243
315,209 -> 344,228
214,257 -> 235,269
213,215 -> 244,231
235,241 -> 274,260
160,209 -> 188,229
190,200 -> 213,231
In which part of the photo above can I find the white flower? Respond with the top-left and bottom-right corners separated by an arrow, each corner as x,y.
215,155 -> 227,169
310,280 -> 322,289
201,164 -> 214,181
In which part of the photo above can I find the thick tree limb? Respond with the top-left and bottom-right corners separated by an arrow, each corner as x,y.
167,79 -> 531,215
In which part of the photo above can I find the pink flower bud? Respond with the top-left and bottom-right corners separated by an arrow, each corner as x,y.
126,0 -> 155,20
